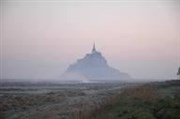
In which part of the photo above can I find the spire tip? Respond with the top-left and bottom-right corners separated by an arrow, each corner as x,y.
92,42 -> 96,53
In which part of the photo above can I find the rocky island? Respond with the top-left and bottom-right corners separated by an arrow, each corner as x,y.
62,43 -> 131,81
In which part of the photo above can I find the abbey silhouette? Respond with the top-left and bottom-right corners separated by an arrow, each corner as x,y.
62,43 -> 130,81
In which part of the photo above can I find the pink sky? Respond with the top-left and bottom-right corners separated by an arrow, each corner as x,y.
1,0 -> 180,80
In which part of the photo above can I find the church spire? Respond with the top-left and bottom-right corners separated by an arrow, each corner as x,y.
92,42 -> 96,53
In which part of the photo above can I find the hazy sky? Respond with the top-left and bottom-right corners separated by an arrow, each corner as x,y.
1,0 -> 180,81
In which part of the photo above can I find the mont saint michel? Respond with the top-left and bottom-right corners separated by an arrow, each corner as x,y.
62,43 -> 131,81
